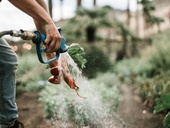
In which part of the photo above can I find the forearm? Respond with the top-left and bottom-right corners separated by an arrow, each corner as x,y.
34,0 -> 50,32
35,0 -> 49,12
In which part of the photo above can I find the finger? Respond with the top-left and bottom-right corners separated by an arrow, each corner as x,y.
44,35 -> 52,52
43,41 -> 48,46
45,39 -> 55,52
46,40 -> 58,53
48,38 -> 61,52
51,40 -> 60,52
43,36 -> 51,45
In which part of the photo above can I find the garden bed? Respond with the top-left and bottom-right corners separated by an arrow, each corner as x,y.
16,87 -> 164,128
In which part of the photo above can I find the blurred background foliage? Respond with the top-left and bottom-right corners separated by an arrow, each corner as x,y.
7,0 -> 170,127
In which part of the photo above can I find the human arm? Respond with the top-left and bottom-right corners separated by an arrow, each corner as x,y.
33,0 -> 50,32
8,0 -> 61,53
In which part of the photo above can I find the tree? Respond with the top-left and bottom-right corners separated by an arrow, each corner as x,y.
77,0 -> 82,9
140,0 -> 164,32
75,6 -> 113,42
135,0 -> 140,35
93,0 -> 97,8
126,0 -> 131,26
114,19 -> 139,61
48,0 -> 64,20
61,6 -> 113,42
48,0 -> 53,18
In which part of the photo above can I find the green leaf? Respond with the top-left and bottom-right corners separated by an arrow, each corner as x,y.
154,93 -> 170,113
68,43 -> 87,69
164,112 -> 170,128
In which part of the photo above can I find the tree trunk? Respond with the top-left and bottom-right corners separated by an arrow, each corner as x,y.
77,0 -> 82,8
93,0 -> 96,8
126,0 -> 131,27
136,1 -> 140,35
48,0 -> 53,19
116,37 -> 128,61
86,26 -> 96,42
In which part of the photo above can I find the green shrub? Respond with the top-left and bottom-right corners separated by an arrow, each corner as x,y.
113,44 -> 170,100
147,44 -> 170,77
154,93 -> 170,128
113,57 -> 153,82
94,72 -> 119,88
113,34 -> 170,78
136,41 -> 170,100
90,72 -> 123,110
139,75 -> 170,101
83,46 -> 112,78
16,53 -> 50,92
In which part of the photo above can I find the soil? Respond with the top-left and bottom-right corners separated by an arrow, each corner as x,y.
117,84 -> 164,128
16,84 -> 164,128
16,92 -> 51,128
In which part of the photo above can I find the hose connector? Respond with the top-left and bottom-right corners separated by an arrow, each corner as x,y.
20,30 -> 37,40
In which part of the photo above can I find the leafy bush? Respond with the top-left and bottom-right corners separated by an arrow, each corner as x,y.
113,57 -> 153,83
16,53 -> 50,92
137,41 -> 170,100
83,46 -> 112,78
114,32 -> 170,76
154,93 -> 170,128
90,72 -> 123,110
139,75 -> 170,101
141,43 -> 170,78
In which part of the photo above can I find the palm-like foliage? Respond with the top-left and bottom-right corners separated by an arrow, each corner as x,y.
59,5 -> 139,60
61,6 -> 113,42
139,0 -> 164,29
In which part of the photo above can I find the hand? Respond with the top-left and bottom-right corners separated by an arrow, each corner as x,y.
43,23 -> 62,53
9,0 -> 61,53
